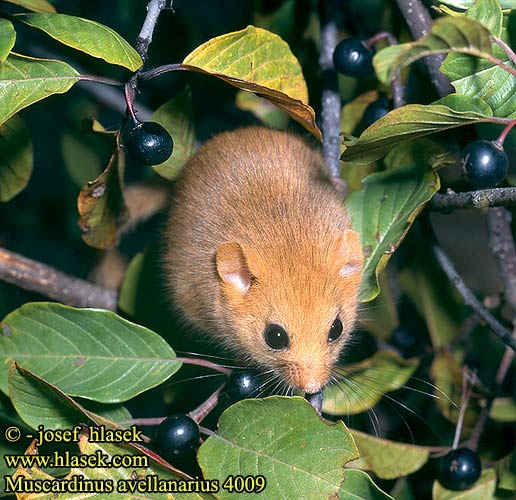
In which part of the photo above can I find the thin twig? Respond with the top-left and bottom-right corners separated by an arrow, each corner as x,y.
428,187 -> 516,212
420,220 -> 516,352
317,0 -> 341,179
395,0 -> 453,97
366,32 -> 405,107
491,35 -> 516,66
176,357 -> 231,375
0,247 -> 118,310
467,342 -> 515,450
135,0 -> 170,62
487,207 -> 516,312
188,385 -> 225,424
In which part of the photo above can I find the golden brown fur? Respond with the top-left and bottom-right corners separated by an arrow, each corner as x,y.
164,126 -> 363,393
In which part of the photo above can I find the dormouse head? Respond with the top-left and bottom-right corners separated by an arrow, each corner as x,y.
215,229 -> 363,394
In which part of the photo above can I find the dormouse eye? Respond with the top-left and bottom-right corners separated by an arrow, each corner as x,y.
328,318 -> 343,342
264,324 -> 289,350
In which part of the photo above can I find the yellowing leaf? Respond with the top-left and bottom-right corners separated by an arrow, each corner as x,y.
182,26 -> 321,140
349,430 -> 430,479
3,0 -> 56,12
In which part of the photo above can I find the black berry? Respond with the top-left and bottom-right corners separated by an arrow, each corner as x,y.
333,38 -> 374,78
461,140 -> 508,189
154,414 -> 199,457
125,121 -> 173,165
227,370 -> 262,402
438,448 -> 482,491
363,97 -> 391,128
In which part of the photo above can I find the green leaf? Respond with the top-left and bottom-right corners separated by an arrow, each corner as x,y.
341,95 -> 495,165
496,450 -> 516,491
442,48 -> 516,118
345,140 -> 441,302
77,137 -> 128,249
61,132 -> 102,187
439,0 -> 516,118
0,114 -> 33,202
14,13 -> 142,71
0,54 -> 79,126
339,469 -> 394,499
0,302 -> 181,403
151,87 -> 195,181
323,350 -> 419,415
182,25 -> 321,140
0,19 -> 16,62
348,430 -> 430,479
3,0 -> 56,13
373,17 -> 492,84
432,468 -> 496,499
438,0 -> 516,10
463,0 -> 503,36
198,396 -> 357,500
9,363 -> 132,430
488,397 -> 516,422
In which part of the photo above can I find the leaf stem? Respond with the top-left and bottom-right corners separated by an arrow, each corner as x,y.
188,384 -> 225,424
176,357 -> 232,375
494,120 -> 516,149
366,31 -> 405,107
138,63 -> 186,82
491,35 -> 516,67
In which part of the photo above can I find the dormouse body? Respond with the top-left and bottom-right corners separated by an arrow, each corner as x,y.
164,127 -> 363,394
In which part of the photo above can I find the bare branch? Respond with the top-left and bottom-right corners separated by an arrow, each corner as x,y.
135,0 -> 169,62
420,219 -> 516,352
0,247 -> 117,311
429,187 -> 516,212
395,0 -> 453,97
487,207 -> 516,313
318,0 -> 341,179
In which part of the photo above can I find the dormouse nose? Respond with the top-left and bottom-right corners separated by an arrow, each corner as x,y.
289,359 -> 331,394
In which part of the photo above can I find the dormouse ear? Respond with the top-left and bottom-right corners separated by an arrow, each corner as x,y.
331,229 -> 364,277
215,242 -> 255,293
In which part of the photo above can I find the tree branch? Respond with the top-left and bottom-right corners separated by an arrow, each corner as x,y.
0,247 -> 117,311
135,0 -> 170,62
487,207 -> 516,312
318,0 -> 341,179
395,0 -> 453,97
428,187 -> 516,212
420,220 -> 516,352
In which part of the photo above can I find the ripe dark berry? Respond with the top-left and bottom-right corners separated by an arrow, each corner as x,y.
438,448 -> 482,491
461,140 -> 508,189
154,414 -> 199,457
125,121 -> 173,165
227,370 -> 262,402
363,97 -> 391,128
333,38 -> 374,78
